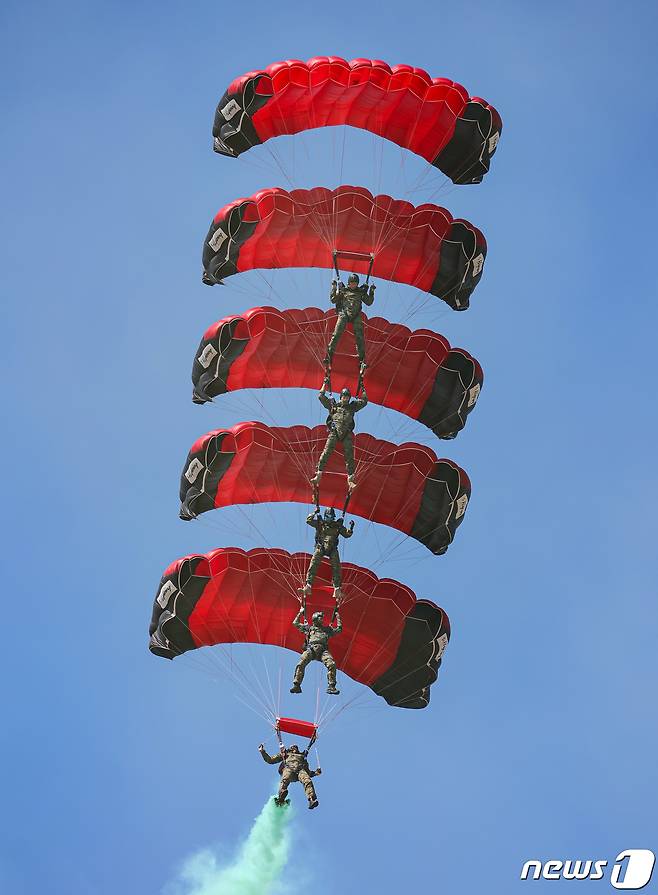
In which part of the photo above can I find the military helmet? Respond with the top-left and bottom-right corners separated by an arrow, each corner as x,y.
312,611 -> 324,625
347,273 -> 359,285
288,744 -> 300,753
323,507 -> 336,521
340,387 -> 351,399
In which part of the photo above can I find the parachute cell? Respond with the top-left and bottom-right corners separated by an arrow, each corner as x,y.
149,547 -> 450,708
202,186 -> 486,310
192,306 -> 483,439
179,421 -> 470,554
213,57 -> 502,184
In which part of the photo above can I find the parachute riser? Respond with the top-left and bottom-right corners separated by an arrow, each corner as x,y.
332,249 -> 375,285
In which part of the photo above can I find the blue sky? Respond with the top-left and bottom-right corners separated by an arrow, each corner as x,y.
2,0 -> 657,892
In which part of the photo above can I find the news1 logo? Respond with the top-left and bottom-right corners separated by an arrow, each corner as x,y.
520,850 -> 655,889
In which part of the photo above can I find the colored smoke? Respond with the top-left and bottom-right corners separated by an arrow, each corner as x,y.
167,796 -> 295,895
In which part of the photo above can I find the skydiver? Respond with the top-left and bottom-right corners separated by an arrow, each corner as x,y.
290,609 -> 342,695
299,507 -> 354,603
324,273 -> 376,379
310,379 -> 368,494
258,742 -> 322,810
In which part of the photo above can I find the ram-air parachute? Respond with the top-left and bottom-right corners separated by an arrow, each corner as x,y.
192,307 -> 483,439
212,57 -> 501,184
150,547 -> 450,709
202,186 -> 486,310
179,421 -> 470,555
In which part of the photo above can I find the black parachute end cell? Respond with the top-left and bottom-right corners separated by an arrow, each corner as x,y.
371,601 -> 449,708
432,101 -> 499,184
410,461 -> 464,554
202,203 -> 258,285
191,319 -> 249,402
431,221 -> 486,311
212,76 -> 270,158
149,559 -> 209,660
418,349 -> 481,439
179,435 -> 236,520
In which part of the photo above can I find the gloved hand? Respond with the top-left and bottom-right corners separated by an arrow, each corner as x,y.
258,743 -> 265,751
349,520 -> 355,532
315,768 -> 322,775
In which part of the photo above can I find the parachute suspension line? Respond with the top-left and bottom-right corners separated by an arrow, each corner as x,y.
237,386 -> 316,492
271,420 -> 325,514
314,678 -> 321,729
203,577 -> 282,719
242,564 -> 275,691
336,124 -> 348,241
186,656 -> 275,728
169,613 -> 277,725
201,503 -> 306,613
190,510 -> 262,550
246,272 -> 335,376
184,550 -> 303,722
231,464 -> 305,604
316,681 -> 371,732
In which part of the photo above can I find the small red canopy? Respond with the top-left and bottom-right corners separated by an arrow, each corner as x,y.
276,717 -> 318,740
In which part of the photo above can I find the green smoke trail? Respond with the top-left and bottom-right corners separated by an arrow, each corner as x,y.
168,797 -> 296,895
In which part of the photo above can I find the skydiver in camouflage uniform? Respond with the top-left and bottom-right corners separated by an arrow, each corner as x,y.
310,380 -> 368,493
324,273 -> 376,377
299,507 -> 354,603
290,609 -> 343,695
258,742 -> 322,810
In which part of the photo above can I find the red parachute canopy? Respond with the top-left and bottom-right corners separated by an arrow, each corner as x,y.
149,547 -> 450,709
178,421 -> 470,555
202,185 -> 486,311
212,57 -> 502,184
276,717 -> 317,740
191,306 -> 483,439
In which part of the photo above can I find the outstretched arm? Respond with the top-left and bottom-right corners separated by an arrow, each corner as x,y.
318,385 -> 333,410
351,389 -> 368,412
339,520 -> 355,539
330,612 -> 342,636
292,609 -> 308,633
362,283 -> 376,306
258,744 -> 282,764
318,385 -> 332,410
306,512 -> 320,529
